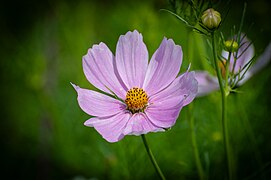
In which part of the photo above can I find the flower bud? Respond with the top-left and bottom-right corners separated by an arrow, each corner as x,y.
224,40 -> 239,52
201,8 -> 221,30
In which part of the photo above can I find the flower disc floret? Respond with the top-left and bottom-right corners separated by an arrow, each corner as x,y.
125,87 -> 148,113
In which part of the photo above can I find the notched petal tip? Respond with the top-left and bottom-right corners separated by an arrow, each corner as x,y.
92,42 -> 108,51
161,37 -> 173,45
161,37 -> 182,49
167,38 -> 175,44
161,38 -> 183,57
83,42 -> 109,60
120,29 -> 143,42
132,29 -> 140,35
162,36 -> 168,41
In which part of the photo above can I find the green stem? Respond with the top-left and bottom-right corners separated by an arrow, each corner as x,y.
211,32 -> 232,180
188,105 -> 205,180
141,134 -> 166,180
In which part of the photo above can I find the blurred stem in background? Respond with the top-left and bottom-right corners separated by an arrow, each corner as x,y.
188,104 -> 205,180
187,31 -> 205,180
211,32 -> 233,180
141,134 -> 166,180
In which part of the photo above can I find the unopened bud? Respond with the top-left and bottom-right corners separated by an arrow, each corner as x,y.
224,40 -> 239,52
201,8 -> 221,30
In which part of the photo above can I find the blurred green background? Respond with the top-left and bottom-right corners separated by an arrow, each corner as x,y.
1,0 -> 271,179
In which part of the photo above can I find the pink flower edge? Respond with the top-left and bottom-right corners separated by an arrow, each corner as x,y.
72,30 -> 198,142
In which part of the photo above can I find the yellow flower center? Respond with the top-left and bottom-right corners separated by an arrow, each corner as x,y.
125,87 -> 148,114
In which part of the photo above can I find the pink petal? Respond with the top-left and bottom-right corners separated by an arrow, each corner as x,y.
194,71 -> 219,97
123,113 -> 164,136
241,42 -> 271,85
146,71 -> 198,128
72,83 -> 126,117
149,71 -> 198,106
115,30 -> 148,89
145,105 -> 183,128
83,42 -> 127,99
84,112 -> 131,143
237,42 -> 271,86
143,38 -> 183,96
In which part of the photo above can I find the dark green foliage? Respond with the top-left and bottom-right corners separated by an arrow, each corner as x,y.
1,0 -> 271,179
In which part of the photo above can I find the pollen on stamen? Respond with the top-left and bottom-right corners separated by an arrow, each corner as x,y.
125,87 -> 149,114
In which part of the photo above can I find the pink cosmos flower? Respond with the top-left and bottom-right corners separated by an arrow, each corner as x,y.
195,35 -> 271,97
72,30 -> 198,142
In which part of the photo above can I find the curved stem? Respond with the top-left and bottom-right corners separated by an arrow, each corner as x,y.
141,134 -> 166,180
211,32 -> 232,180
188,105 -> 205,180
